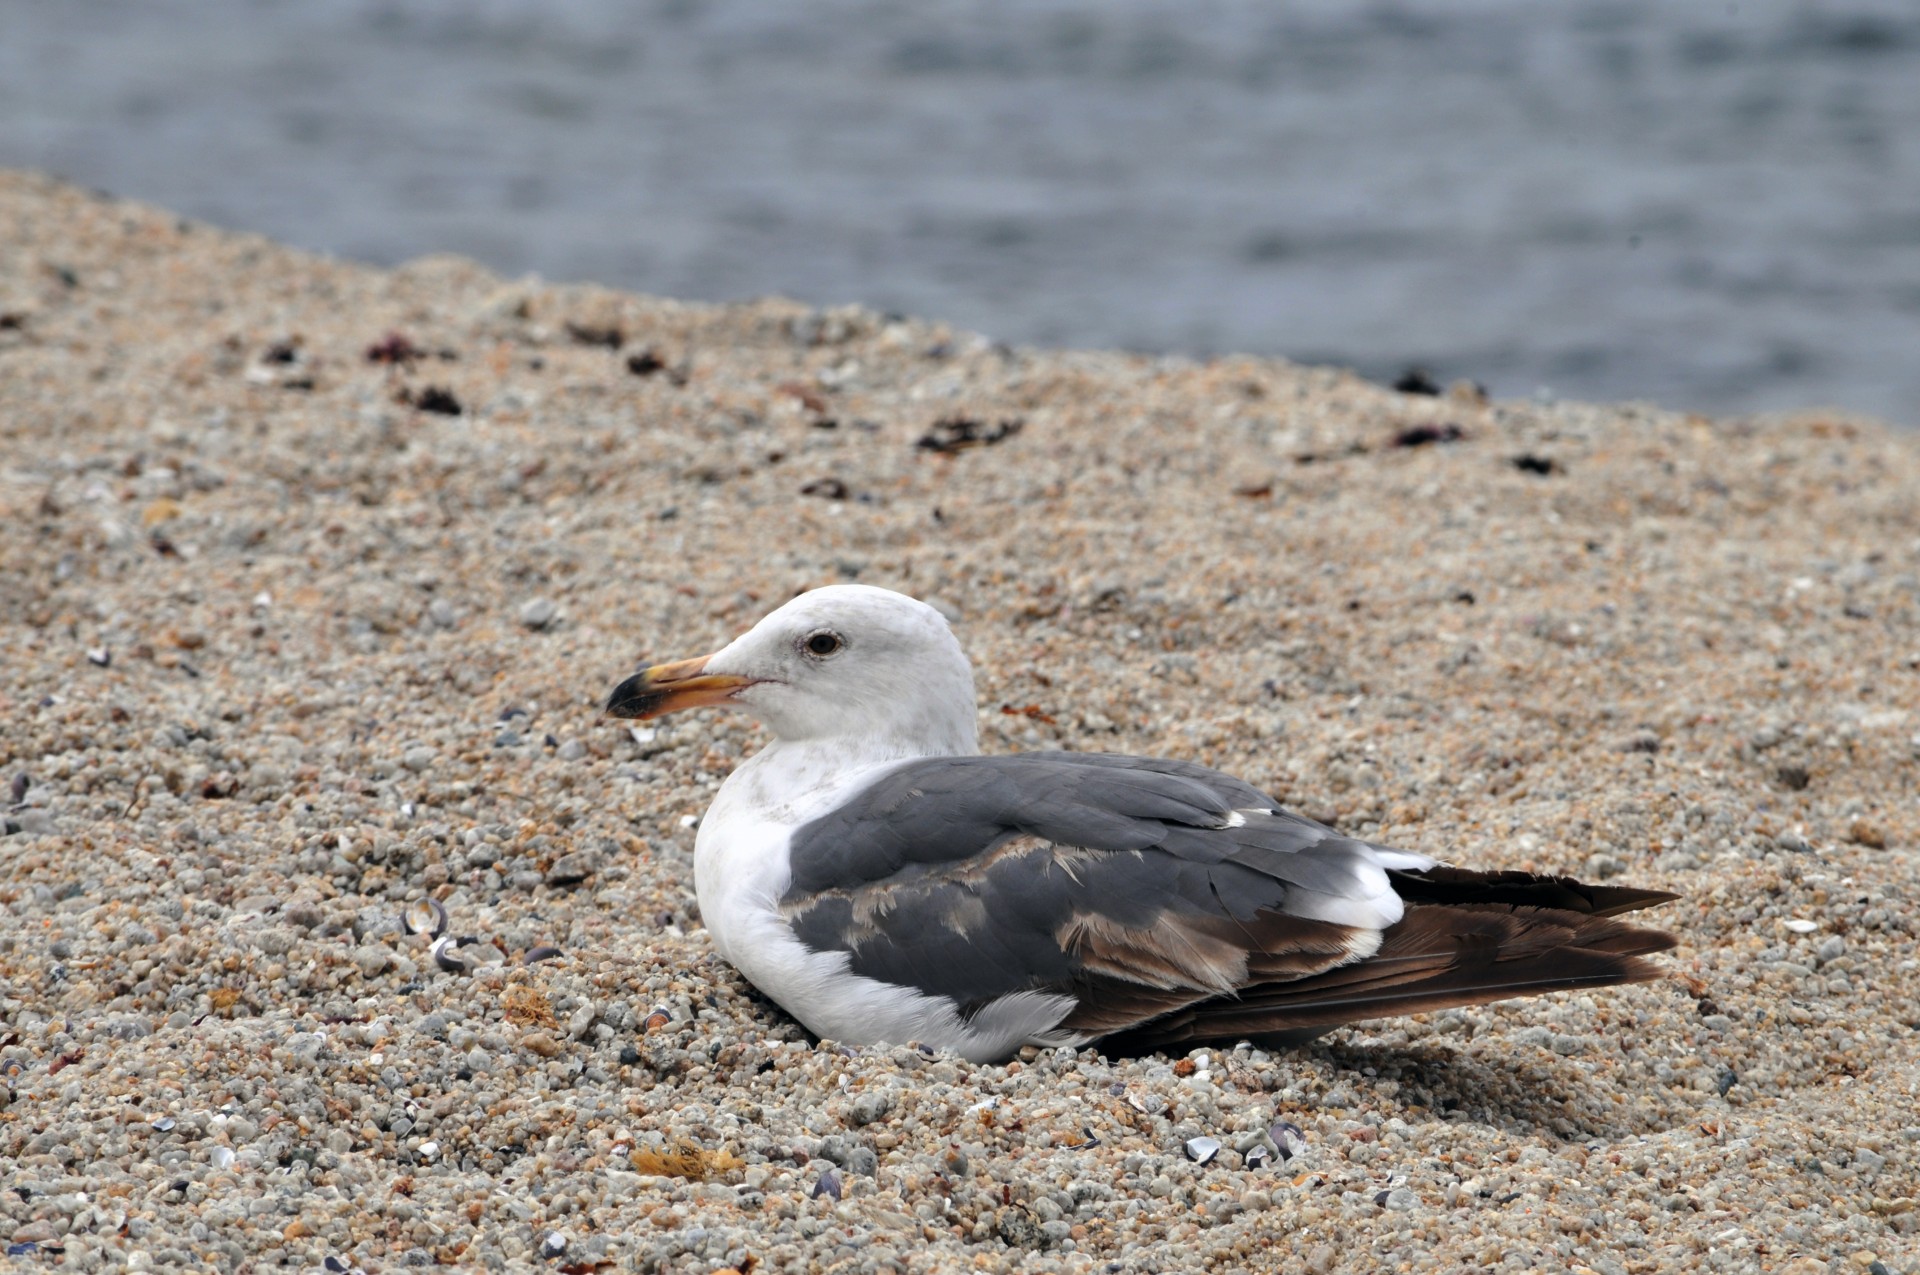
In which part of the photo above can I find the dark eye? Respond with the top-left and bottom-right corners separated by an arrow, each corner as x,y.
804,631 -> 843,657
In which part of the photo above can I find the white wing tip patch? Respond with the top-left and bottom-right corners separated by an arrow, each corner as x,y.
1342,925 -> 1384,964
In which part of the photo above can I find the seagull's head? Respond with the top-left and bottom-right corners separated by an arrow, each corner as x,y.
606,585 -> 979,755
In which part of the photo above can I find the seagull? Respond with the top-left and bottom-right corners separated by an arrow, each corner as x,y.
607,585 -> 1677,1063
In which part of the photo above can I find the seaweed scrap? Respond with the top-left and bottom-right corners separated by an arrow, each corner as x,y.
917,417 -> 1023,455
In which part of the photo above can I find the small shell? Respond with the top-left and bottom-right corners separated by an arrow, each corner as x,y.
1782,919 -> 1819,934
539,1232 -> 567,1258
418,1140 -> 440,1161
1245,1145 -> 1272,1169
643,1006 -> 673,1032
1184,1136 -> 1221,1164
811,1168 -> 843,1201
404,898 -> 448,938
1270,1120 -> 1307,1161
210,1146 -> 235,1170
150,1116 -> 176,1133
523,945 -> 563,965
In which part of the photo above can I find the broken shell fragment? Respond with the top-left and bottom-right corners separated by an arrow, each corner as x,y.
1126,1091 -> 1168,1116
430,935 -> 465,974
1270,1120 -> 1307,1161
811,1168 -> 843,1201
429,935 -> 504,974
523,944 -> 564,964
404,897 -> 448,938
643,1006 -> 673,1032
1184,1136 -> 1221,1164
1245,1144 -> 1272,1169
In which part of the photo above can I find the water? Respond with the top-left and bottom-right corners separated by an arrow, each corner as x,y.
6,0 -> 1918,423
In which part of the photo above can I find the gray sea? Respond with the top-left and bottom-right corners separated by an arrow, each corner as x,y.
6,0 -> 1918,423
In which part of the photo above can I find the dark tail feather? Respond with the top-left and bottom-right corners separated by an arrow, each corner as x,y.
1104,901 -> 1677,1053
1389,865 -> 1679,917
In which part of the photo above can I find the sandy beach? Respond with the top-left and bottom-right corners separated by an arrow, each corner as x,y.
2,168 -> 1917,1272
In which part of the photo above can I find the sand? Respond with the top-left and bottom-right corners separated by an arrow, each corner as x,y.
2,168 -> 1917,1273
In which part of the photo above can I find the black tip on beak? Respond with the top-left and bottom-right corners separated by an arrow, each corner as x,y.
605,670 -> 665,719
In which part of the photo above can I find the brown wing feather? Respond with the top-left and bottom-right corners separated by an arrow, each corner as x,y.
1099,902 -> 1677,1052
1055,908 -> 1369,1036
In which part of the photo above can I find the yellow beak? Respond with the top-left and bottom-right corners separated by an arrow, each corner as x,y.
604,654 -> 756,720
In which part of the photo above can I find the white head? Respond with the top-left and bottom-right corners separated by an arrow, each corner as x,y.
606,585 -> 979,757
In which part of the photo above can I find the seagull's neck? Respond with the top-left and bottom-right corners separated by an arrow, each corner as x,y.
721,727 -> 977,825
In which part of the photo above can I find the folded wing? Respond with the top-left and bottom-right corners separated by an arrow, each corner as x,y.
782,752 -> 1676,1049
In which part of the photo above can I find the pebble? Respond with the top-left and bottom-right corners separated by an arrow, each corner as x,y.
1379,1187 -> 1418,1211
519,598 -> 558,630
3,810 -> 53,836
1,173 -> 1915,1275
545,851 -> 598,886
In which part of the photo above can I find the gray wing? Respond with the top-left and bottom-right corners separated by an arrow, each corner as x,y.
781,752 -> 1398,1036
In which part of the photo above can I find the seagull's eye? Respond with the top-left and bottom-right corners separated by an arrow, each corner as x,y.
803,631 -> 844,657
